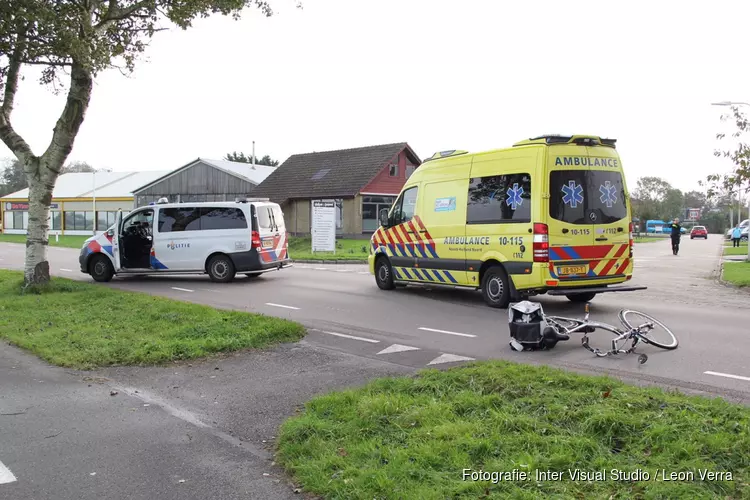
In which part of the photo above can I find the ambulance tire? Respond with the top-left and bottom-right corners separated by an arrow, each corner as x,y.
480,266 -> 510,308
89,254 -> 114,282
374,256 -> 396,290
207,254 -> 236,283
566,292 -> 597,303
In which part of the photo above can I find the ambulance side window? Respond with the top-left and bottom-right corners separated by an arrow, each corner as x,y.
391,186 -> 418,225
467,173 -> 531,224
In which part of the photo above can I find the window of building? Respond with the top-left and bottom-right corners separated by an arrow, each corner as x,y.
12,211 -> 25,229
406,165 -> 416,179
467,174 -> 532,224
200,207 -> 248,230
362,195 -> 396,232
96,211 -> 118,231
64,211 -> 94,231
51,212 -> 62,231
389,164 -> 398,177
158,207 -> 200,232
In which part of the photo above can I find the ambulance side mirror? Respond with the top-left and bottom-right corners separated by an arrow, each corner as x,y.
379,208 -> 390,228
106,228 -> 114,237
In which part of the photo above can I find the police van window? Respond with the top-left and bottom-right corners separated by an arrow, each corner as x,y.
200,207 -> 248,230
158,207 -> 201,232
549,170 -> 627,225
257,207 -> 273,230
271,206 -> 286,230
467,174 -> 531,224
392,186 -> 418,225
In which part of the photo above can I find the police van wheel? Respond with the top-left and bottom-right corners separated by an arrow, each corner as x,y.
566,292 -> 597,303
375,256 -> 395,290
480,266 -> 510,308
207,254 -> 236,283
89,255 -> 114,283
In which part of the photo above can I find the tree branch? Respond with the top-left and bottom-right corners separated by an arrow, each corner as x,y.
42,61 -> 94,175
97,0 -> 155,28
0,29 -> 36,164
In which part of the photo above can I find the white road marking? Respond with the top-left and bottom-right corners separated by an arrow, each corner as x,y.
357,271 -> 369,275
704,371 -> 750,382
265,302 -> 300,310
335,269 -> 351,273
419,327 -> 476,338
60,268 -> 73,272
0,461 -> 17,484
377,344 -> 420,355
314,267 -> 327,271
171,287 -> 194,293
427,353 -> 476,366
320,331 -> 379,343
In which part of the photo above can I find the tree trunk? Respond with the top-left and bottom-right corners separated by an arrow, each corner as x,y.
23,157 -> 59,285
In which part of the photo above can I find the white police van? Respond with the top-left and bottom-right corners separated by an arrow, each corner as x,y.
79,197 -> 291,283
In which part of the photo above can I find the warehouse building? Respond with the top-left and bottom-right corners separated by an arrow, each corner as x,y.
1,170 -> 169,236
1,157 -> 277,236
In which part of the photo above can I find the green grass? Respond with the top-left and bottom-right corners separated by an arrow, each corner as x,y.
723,261 -> 750,287
0,233 -> 88,248
633,236 -> 661,243
724,246 -> 750,256
277,361 -> 749,499
0,270 -> 306,369
288,236 -> 369,261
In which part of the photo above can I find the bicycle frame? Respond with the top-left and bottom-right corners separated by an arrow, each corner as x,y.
544,303 -> 653,358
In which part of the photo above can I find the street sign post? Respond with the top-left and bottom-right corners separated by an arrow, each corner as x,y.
311,199 -> 336,253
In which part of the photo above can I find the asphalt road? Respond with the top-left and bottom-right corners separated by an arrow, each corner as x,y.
1,235 -> 748,400
2,236 -> 750,499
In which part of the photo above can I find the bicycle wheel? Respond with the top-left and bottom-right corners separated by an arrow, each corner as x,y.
617,310 -> 678,350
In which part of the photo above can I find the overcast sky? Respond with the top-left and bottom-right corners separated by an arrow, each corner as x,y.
2,0 -> 749,193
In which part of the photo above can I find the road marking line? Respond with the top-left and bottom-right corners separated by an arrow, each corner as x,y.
171,287 -> 194,293
265,302 -> 300,310
60,268 -> 73,272
357,271 -> 369,275
314,267 -> 327,270
377,344 -> 419,355
335,269 -> 351,272
0,461 -> 17,484
427,353 -> 476,366
704,371 -> 750,382
320,331 -> 379,343
419,327 -> 476,338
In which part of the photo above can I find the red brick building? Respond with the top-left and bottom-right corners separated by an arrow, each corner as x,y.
252,143 -> 421,238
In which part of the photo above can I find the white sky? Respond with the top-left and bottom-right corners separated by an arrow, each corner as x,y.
2,0 -> 750,193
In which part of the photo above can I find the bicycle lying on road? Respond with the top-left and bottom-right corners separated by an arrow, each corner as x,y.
508,301 -> 679,364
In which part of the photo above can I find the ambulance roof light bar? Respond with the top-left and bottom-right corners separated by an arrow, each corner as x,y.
513,135 -> 617,148
422,150 -> 469,162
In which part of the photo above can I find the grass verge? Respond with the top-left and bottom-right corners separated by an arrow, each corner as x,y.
723,261 -> 750,287
0,270 -> 306,369
0,233 -> 89,248
277,361 -> 749,500
288,236 -> 369,261
724,246 -> 750,257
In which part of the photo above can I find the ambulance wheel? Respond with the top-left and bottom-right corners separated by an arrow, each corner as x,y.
566,292 -> 597,303
207,254 -> 236,283
89,254 -> 114,283
375,256 -> 395,290
480,266 -> 510,308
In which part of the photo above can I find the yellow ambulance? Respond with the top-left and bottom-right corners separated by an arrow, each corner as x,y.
368,135 -> 644,308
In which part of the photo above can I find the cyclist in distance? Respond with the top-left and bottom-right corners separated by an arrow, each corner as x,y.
670,217 -> 682,255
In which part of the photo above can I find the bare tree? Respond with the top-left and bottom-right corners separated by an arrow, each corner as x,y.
0,0 -> 299,285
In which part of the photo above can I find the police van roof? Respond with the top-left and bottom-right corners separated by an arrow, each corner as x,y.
145,198 -> 273,208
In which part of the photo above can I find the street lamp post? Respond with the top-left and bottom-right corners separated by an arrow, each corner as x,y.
712,101 -> 750,260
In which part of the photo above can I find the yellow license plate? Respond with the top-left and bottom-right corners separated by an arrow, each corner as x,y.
262,239 -> 273,248
558,265 -> 588,276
